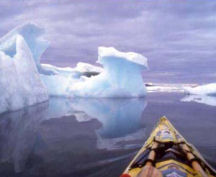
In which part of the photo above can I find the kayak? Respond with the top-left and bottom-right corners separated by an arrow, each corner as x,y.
120,117 -> 216,177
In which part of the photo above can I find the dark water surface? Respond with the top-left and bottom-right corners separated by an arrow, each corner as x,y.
0,92 -> 215,177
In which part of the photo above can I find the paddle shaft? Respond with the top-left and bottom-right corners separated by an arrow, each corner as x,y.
180,144 -> 208,177
146,142 -> 158,165
121,142 -> 161,177
137,142 -> 163,177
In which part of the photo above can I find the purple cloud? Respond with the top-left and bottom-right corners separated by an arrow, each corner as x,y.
0,0 -> 216,83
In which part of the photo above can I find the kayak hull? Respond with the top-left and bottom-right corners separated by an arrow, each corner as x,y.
121,117 -> 216,177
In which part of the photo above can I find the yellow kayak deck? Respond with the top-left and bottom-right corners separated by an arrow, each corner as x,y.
121,117 -> 216,177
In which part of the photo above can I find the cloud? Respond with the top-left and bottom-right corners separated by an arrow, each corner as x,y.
0,0 -> 216,83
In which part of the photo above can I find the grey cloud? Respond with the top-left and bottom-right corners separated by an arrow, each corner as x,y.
0,0 -> 216,83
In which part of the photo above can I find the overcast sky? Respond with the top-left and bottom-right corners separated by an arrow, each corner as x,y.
0,0 -> 216,83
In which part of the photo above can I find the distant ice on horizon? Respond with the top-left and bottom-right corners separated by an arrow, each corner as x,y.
182,83 -> 216,106
184,83 -> 216,96
146,83 -> 185,93
181,95 -> 216,106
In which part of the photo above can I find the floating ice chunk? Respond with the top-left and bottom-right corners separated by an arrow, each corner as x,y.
0,34 -> 48,114
181,95 -> 216,106
71,47 -> 148,97
182,83 -> 216,106
184,83 -> 216,96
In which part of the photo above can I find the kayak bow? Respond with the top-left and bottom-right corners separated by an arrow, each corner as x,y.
121,117 -> 216,177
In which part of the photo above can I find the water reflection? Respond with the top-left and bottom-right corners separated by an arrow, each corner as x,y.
71,98 -> 147,150
0,102 -> 49,173
181,95 -> 216,106
0,97 -> 147,176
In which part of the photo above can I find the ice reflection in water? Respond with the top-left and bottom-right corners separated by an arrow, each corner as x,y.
181,94 -> 216,106
0,97 -> 147,177
0,102 -> 49,173
71,98 -> 147,150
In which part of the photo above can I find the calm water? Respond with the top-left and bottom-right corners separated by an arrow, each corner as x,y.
0,92 -> 215,177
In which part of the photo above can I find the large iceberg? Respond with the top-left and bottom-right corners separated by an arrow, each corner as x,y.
0,23 -> 149,114
41,47 -> 148,97
70,47 -> 148,97
40,47 -> 148,97
0,32 -> 48,114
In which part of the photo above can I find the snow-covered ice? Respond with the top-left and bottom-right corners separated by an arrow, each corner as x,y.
181,95 -> 216,106
40,62 -> 103,96
184,83 -> 216,96
0,33 -> 48,114
182,83 -> 216,106
41,62 -> 103,77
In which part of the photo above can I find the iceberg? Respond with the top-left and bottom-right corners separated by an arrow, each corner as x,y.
182,83 -> 216,106
0,34 -> 48,114
40,47 -> 148,98
0,23 -> 49,73
181,95 -> 216,106
70,47 -> 148,97
0,23 -> 149,114
184,83 -> 216,96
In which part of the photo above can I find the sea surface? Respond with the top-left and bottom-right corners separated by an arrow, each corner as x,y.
0,92 -> 215,177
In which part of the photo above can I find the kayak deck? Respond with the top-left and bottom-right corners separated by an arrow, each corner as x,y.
121,117 -> 216,177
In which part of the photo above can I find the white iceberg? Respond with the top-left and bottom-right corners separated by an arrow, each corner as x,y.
41,47 -> 148,98
0,33 -> 48,114
0,23 -> 104,100
70,47 -> 148,97
182,83 -> 216,106
0,23 -> 149,115
184,83 -> 216,96
181,95 -> 216,106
